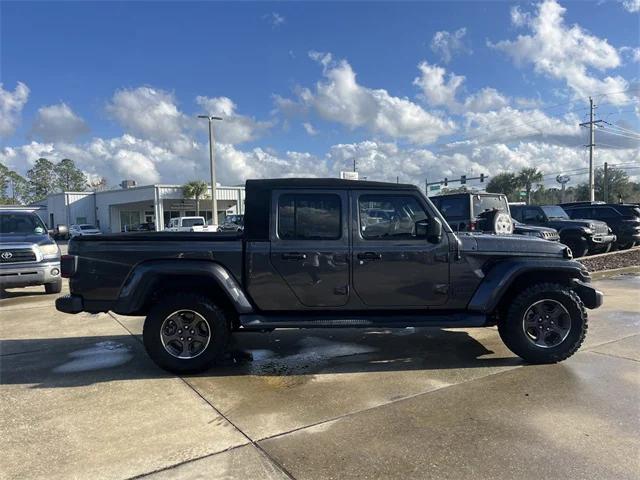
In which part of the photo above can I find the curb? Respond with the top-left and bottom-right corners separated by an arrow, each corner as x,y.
590,266 -> 640,280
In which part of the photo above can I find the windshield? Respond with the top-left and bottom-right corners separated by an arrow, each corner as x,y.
80,225 -> 97,230
541,206 -> 569,219
616,206 -> 640,218
0,212 -> 47,235
182,218 -> 204,227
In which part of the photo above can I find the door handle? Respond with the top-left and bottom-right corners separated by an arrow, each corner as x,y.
281,252 -> 307,260
357,252 -> 382,260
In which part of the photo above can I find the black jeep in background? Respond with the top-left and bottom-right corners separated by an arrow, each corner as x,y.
561,203 -> 640,250
57,178 -> 602,373
431,192 -> 559,240
510,204 -> 615,257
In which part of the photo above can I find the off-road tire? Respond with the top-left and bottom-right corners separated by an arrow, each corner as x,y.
564,238 -> 588,258
498,282 -> 587,364
143,293 -> 230,373
45,279 -> 62,294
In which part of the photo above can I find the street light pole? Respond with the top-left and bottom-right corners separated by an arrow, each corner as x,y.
198,115 -> 223,228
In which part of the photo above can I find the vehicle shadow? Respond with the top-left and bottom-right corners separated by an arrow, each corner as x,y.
1,327 -> 523,389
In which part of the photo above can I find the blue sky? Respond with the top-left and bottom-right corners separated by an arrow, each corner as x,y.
1,0 -> 638,187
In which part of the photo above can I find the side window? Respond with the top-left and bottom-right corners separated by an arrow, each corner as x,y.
523,207 -> 541,222
597,208 -> 618,219
278,193 -> 341,240
359,195 -> 429,240
511,207 -> 522,222
437,197 -> 468,219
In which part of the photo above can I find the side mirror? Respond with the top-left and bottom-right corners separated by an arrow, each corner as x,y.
48,229 -> 55,236
416,218 -> 442,243
427,217 -> 443,243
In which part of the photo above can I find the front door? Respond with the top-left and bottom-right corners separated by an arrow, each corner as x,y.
352,191 -> 450,307
269,189 -> 350,307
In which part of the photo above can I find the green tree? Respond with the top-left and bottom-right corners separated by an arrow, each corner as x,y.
517,167 -> 544,205
182,180 -> 210,215
26,158 -> 57,201
0,163 -> 30,205
486,172 -> 520,201
55,158 -> 87,191
574,167 -> 636,203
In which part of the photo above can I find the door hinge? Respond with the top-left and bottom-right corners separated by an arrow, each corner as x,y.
434,284 -> 449,295
334,285 -> 349,295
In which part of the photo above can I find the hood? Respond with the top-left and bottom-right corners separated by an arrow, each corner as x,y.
458,233 -> 568,258
0,232 -> 55,246
545,218 -> 605,230
513,224 -> 557,234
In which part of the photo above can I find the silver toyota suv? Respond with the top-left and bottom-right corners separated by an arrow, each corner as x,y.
0,209 -> 62,294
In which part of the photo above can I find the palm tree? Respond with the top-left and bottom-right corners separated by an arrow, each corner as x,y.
486,172 -> 520,201
182,180 -> 210,215
517,168 -> 544,205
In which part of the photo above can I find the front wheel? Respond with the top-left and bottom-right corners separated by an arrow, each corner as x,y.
564,237 -> 588,258
498,283 -> 587,364
143,293 -> 230,373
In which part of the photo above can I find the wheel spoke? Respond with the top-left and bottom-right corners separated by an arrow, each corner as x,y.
522,299 -> 572,349
160,309 -> 211,359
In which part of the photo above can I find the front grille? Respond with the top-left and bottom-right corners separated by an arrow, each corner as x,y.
543,231 -> 560,240
0,248 -> 37,263
593,223 -> 609,235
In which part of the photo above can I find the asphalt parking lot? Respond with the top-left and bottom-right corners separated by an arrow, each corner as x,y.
1,274 -> 639,480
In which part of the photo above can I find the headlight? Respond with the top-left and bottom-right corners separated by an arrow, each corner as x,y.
523,231 -> 543,238
39,244 -> 60,258
582,228 -> 593,235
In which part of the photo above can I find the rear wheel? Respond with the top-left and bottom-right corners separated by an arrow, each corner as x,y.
45,279 -> 62,294
143,293 -> 230,373
498,283 -> 587,364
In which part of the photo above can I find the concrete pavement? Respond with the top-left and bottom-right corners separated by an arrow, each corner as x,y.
1,275 -> 639,479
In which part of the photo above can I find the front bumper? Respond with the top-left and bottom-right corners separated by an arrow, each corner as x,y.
0,261 -> 61,289
589,234 -> 616,246
571,279 -> 604,309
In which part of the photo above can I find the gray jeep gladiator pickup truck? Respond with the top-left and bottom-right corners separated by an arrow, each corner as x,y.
57,178 -> 602,373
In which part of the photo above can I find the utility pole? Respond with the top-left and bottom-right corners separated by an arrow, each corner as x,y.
603,162 -> 608,203
579,97 -> 604,202
197,115 -> 223,228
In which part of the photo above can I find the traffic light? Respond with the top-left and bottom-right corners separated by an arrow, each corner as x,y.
480,173 -> 485,183
444,177 -> 448,186
460,175 -> 466,185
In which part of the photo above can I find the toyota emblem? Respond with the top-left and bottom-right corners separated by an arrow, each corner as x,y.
1,251 -> 13,260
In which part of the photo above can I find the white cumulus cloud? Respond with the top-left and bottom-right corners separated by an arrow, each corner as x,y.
276,52 -> 456,144
430,28 -> 472,63
491,0 -> 629,104
30,103 -> 89,142
195,96 -> 273,144
0,82 -> 30,138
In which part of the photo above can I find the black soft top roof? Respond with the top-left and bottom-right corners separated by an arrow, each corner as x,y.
246,178 -> 417,191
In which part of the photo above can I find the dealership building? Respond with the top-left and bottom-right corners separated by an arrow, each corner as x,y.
35,183 -> 245,233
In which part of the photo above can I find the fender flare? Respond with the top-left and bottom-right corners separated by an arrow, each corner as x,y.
467,258 -> 589,313
113,259 -> 253,315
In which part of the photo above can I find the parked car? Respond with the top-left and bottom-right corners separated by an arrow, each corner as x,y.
166,216 -> 216,232
70,224 -> 101,237
57,178 -> 602,373
0,208 -> 62,293
510,204 -> 615,257
512,220 -> 560,241
431,192 -> 514,234
218,215 -> 244,232
127,222 -> 156,232
561,202 -> 640,250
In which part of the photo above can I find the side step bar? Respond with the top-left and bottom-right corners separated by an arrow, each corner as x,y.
239,313 -> 488,330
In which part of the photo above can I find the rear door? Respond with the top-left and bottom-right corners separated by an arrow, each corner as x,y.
352,190 -> 450,307
269,189 -> 350,307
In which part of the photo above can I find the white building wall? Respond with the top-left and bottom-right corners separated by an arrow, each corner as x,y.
45,192 -> 95,228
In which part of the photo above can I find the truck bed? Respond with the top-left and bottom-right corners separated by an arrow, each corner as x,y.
68,232 -> 244,310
